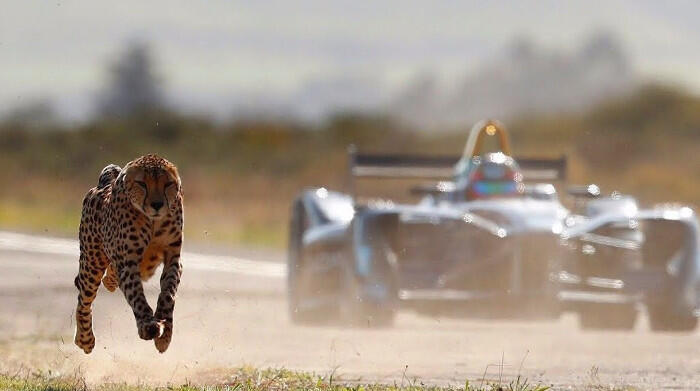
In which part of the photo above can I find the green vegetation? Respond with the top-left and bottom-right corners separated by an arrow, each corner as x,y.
2,366 -> 616,391
0,84 -> 698,247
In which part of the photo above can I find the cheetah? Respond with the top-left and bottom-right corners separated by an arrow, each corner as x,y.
74,154 -> 184,354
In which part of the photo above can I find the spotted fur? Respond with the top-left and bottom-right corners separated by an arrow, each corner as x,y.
74,154 -> 184,354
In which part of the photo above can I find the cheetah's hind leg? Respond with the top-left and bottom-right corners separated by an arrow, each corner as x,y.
74,253 -> 108,354
102,262 -> 118,292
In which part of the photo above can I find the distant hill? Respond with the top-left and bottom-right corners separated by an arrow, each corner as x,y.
189,33 -> 638,127
391,32 -> 636,129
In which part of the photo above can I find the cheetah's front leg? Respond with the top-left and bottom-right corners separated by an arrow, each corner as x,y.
116,253 -> 163,341
154,242 -> 182,353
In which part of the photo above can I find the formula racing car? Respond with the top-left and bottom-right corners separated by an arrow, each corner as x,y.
287,120 -> 700,331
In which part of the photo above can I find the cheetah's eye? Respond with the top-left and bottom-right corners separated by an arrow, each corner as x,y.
135,181 -> 147,189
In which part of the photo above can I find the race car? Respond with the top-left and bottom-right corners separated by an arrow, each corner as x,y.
287,120 -> 700,331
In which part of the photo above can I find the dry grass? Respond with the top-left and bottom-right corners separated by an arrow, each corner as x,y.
0,366 -> 581,391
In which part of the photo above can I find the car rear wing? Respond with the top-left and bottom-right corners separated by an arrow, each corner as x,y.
348,146 -> 567,185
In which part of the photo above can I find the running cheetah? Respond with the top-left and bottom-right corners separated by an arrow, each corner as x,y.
74,154 -> 183,354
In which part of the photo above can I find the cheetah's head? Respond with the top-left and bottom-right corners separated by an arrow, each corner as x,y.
123,155 -> 181,220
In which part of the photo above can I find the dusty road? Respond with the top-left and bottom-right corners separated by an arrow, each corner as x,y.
1,231 -> 699,390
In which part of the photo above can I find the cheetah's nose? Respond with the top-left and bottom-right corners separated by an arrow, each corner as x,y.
151,201 -> 164,211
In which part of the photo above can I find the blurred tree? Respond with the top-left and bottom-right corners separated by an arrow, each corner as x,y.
2,98 -> 57,130
96,41 -> 165,119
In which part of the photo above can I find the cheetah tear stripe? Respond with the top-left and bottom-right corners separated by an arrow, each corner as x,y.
0,231 -> 285,278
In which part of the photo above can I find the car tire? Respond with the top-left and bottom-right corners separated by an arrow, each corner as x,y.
338,248 -> 396,328
647,305 -> 698,332
287,199 -> 329,325
578,303 -> 638,331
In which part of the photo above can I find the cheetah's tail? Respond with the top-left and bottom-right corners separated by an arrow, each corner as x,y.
97,164 -> 122,189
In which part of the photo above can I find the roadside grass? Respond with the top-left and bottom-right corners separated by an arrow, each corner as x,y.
0,367 -> 561,391
0,199 -> 286,248
0,366 -> 644,391
3,139 -> 697,250
0,338 -> 635,391
0,200 -> 80,238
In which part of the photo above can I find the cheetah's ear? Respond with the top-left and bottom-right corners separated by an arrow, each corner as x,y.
115,165 -> 128,184
115,164 -> 131,186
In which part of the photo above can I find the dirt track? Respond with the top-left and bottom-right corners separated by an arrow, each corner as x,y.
1,234 -> 700,390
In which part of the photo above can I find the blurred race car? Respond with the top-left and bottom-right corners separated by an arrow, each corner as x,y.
287,120 -> 700,331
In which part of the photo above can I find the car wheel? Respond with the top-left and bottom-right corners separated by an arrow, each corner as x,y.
647,305 -> 698,332
287,199 -> 330,325
578,303 -> 638,331
338,248 -> 396,328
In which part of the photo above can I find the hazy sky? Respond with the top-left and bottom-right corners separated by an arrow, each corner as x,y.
2,1 -> 699,120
